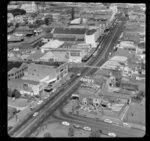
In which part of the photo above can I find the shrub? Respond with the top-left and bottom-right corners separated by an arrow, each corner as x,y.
43,132 -> 52,137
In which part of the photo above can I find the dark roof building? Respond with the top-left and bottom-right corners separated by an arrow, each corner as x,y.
8,62 -> 22,72
53,27 -> 87,35
86,29 -> 96,35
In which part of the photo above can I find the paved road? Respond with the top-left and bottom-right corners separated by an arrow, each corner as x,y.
51,107 -> 145,137
9,17 -> 124,137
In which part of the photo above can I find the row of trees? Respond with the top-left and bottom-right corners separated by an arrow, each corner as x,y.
8,88 -> 21,99
8,9 -> 26,17
68,123 -> 103,137
28,17 -> 53,29
131,91 -> 144,103
89,129 -> 102,137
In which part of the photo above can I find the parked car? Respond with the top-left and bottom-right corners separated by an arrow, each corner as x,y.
33,112 -> 39,117
83,126 -> 91,131
104,119 -> 113,123
108,132 -> 116,137
62,121 -> 70,126
43,96 -> 49,100
77,73 -> 81,76
37,100 -> 43,105
52,89 -> 56,92
123,123 -> 131,128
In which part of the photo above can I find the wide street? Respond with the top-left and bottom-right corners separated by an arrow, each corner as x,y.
51,103 -> 145,137
9,14 -> 129,137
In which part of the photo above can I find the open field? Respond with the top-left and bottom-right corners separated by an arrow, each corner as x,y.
123,103 -> 145,125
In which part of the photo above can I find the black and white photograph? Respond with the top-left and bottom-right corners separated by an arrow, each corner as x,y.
6,1 -> 146,138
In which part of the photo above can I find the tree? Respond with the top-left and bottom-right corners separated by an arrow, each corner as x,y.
68,125 -> 74,137
8,88 -> 13,97
89,129 -> 101,137
13,89 -> 21,98
44,17 -> 50,25
8,22 -> 13,27
30,13 -> 38,18
9,9 -> 26,17
43,132 -> 52,137
15,23 -> 19,28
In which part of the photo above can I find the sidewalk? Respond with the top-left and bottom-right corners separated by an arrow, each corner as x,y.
126,122 -> 145,131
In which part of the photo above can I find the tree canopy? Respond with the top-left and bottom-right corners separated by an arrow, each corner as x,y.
68,125 -> 74,137
8,9 -> 26,17
89,129 -> 102,137
43,132 -> 52,137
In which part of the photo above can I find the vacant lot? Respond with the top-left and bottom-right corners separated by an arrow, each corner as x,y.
37,122 -> 90,137
123,103 -> 145,125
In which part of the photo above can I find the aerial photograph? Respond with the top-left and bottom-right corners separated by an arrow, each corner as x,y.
7,1 -> 145,137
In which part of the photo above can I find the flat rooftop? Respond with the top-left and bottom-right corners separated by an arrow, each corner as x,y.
53,27 -> 87,35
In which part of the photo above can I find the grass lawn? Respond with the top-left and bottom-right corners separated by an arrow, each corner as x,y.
37,122 -> 68,137
37,122 -> 90,137
123,103 -> 145,125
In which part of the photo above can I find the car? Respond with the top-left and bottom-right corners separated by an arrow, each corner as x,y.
77,73 -> 81,76
62,121 -> 70,126
52,89 -> 56,92
104,119 -> 113,123
73,124 -> 80,128
33,112 -> 39,117
43,96 -> 49,99
83,126 -> 91,131
37,100 -> 43,105
123,123 -> 131,128
108,132 -> 116,137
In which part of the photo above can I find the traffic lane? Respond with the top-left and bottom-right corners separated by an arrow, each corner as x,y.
53,108 -> 145,137
19,39 -> 115,137
15,80 -> 82,137
9,74 -> 79,136
10,32 -> 107,136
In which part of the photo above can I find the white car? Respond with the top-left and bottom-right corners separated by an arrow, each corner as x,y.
123,123 -> 131,128
33,112 -> 39,117
108,132 -> 116,137
37,100 -> 43,105
83,126 -> 91,131
62,121 -> 70,126
43,96 -> 49,99
52,89 -> 56,92
77,73 -> 81,76
104,119 -> 113,123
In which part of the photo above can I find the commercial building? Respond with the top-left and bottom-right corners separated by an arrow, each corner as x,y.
8,63 -> 28,80
100,56 -> 128,70
41,40 -> 64,53
8,35 -> 24,42
14,26 -> 34,37
118,41 -> 137,51
53,27 -> 87,40
20,2 -> 38,13
8,63 -> 68,95
85,28 -> 101,47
